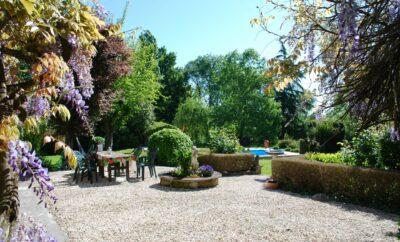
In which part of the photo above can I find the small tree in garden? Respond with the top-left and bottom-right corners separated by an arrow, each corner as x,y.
0,0 -> 104,238
173,98 -> 210,145
253,0 -> 400,136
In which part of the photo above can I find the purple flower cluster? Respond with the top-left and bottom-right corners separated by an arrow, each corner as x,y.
338,1 -> 359,53
7,140 -> 57,205
92,0 -> 109,20
389,127 -> 400,141
7,215 -> 56,242
67,34 -> 78,49
26,96 -> 50,117
198,165 -> 214,177
68,49 -> 94,99
59,71 -> 88,116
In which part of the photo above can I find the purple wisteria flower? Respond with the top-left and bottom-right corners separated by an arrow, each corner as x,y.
59,71 -> 88,117
26,96 -> 50,117
198,165 -> 214,177
67,49 -> 94,99
8,215 -> 56,242
389,127 -> 400,141
338,0 -> 359,54
92,0 -> 109,20
7,140 -> 57,206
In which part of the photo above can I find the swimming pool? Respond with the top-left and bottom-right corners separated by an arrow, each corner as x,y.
250,149 -> 268,156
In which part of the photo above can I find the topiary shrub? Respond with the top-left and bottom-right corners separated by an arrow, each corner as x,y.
208,128 -> 240,154
40,155 -> 63,171
146,122 -> 179,140
148,129 -> 193,167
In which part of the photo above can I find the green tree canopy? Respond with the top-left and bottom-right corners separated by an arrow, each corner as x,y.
173,98 -> 210,145
155,47 -> 190,122
103,30 -> 161,148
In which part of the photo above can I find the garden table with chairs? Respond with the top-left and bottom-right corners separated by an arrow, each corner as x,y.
96,151 -> 132,182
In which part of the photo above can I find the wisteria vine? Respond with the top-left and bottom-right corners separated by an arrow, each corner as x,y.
7,140 -> 57,206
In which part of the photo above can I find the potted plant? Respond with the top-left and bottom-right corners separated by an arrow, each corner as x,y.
264,178 -> 279,190
93,136 -> 105,152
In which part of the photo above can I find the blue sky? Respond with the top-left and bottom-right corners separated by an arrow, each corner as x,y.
100,0 -> 281,67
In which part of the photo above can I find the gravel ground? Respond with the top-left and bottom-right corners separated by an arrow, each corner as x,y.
48,167 -> 399,242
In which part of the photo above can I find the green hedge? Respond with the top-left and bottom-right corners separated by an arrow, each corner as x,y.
41,155 -> 64,171
272,156 -> 400,210
198,153 -> 259,174
148,128 -> 193,167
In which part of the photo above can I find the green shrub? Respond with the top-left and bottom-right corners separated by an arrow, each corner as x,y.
208,127 -> 240,154
379,133 -> 400,170
148,129 -> 193,167
305,153 -> 343,164
41,155 -> 63,171
92,136 -> 105,144
146,122 -> 178,139
351,129 -> 381,168
272,156 -> 400,210
299,139 -> 319,154
315,120 -> 345,153
198,153 -> 256,173
278,139 -> 299,152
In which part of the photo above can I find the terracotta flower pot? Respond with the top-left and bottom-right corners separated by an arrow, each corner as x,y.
264,179 -> 279,190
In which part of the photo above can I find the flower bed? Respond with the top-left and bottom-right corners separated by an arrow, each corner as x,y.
272,156 -> 400,210
198,153 -> 260,174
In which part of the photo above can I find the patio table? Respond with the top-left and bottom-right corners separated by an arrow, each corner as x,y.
97,151 -> 132,181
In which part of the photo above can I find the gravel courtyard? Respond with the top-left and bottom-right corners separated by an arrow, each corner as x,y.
48,167 -> 399,242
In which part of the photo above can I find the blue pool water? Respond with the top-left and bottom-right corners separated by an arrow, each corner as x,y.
250,149 -> 268,156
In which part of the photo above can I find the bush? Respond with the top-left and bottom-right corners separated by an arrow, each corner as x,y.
278,139 -> 299,152
272,156 -> 400,210
40,155 -> 63,171
92,136 -> 105,144
148,128 -> 193,167
305,153 -> 342,164
351,129 -> 381,167
208,127 -> 240,154
299,139 -> 319,154
314,120 -> 345,153
146,121 -> 178,139
379,132 -> 400,170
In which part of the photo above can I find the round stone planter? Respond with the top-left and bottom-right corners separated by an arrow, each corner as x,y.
159,171 -> 222,189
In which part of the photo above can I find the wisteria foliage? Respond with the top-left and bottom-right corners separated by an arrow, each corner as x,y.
253,0 -> 400,132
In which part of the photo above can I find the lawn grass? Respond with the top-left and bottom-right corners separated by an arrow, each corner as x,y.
259,158 -> 272,176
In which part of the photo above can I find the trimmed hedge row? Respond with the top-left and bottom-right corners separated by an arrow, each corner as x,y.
198,153 -> 260,174
272,156 -> 400,210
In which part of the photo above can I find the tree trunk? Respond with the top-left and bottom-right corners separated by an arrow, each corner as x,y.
104,118 -> 114,150
65,130 -> 75,149
0,152 -> 19,240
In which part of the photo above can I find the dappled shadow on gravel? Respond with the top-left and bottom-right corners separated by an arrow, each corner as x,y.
54,172 -> 123,188
149,183 -> 216,192
262,187 -> 399,223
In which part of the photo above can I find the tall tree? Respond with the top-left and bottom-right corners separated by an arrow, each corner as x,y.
212,49 -> 282,145
273,42 -> 314,139
185,55 -> 223,106
155,47 -> 190,122
103,31 -> 161,148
